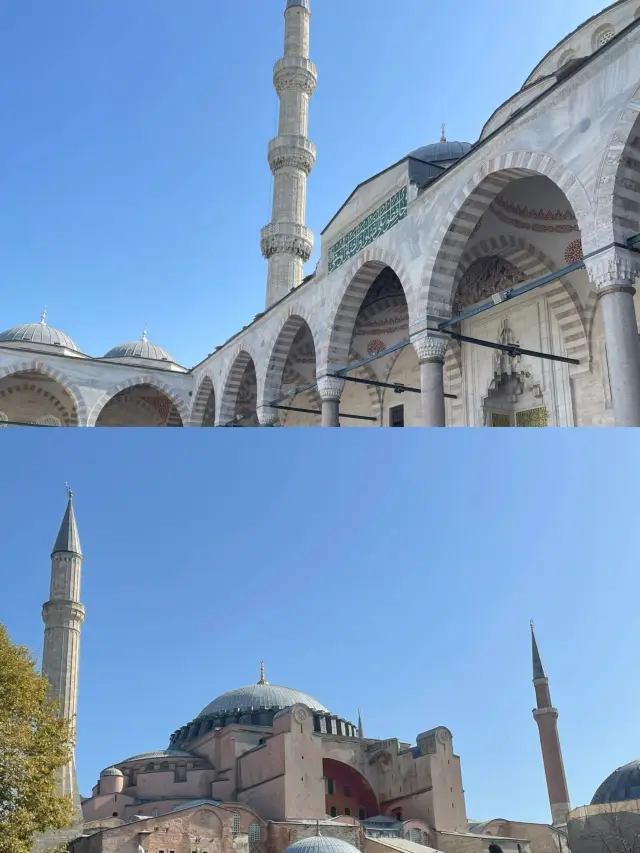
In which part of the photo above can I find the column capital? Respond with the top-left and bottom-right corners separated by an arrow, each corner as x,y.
317,375 -> 345,401
411,330 -> 449,364
257,406 -> 280,427
584,246 -> 640,291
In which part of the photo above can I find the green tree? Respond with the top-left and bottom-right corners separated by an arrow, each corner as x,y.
0,622 -> 74,853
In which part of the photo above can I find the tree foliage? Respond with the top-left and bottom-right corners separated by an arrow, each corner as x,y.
0,622 -> 74,853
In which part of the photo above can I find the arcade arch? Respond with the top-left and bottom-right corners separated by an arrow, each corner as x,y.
322,758 -> 378,820
219,351 -> 259,427
0,368 -> 81,426
93,383 -> 185,427
263,314 -> 319,427
192,375 -> 216,427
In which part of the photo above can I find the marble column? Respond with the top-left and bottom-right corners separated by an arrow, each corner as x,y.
586,248 -> 640,426
257,405 -> 281,427
411,331 -> 449,427
317,376 -> 345,428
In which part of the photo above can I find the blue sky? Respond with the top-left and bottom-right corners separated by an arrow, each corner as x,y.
0,0 -> 607,366
2,430 -> 639,822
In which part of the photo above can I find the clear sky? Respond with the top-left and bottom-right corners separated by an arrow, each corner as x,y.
2,430 -> 639,823
0,0 -> 608,366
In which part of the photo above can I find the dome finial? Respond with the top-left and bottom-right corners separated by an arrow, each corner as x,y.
440,122 -> 447,143
40,306 -> 47,325
141,326 -> 148,342
258,661 -> 269,685
66,482 -> 73,501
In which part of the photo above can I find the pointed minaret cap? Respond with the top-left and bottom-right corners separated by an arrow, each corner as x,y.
531,620 -> 546,681
357,708 -> 364,739
52,487 -> 82,556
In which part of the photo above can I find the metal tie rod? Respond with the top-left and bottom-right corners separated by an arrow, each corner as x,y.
272,403 -> 377,422
446,331 -> 579,365
334,374 -> 457,400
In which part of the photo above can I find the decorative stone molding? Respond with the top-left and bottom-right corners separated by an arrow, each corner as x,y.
260,222 -> 314,262
268,136 -> 316,175
411,331 -> 449,364
257,405 -> 280,427
273,57 -> 317,97
316,375 -> 345,401
584,246 -> 640,291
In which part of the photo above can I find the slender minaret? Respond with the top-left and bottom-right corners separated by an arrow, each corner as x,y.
261,0 -> 317,308
41,489 -> 85,800
531,622 -> 570,826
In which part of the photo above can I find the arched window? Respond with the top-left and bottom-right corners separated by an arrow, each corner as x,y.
330,806 -> 338,818
232,813 -> 240,835
344,808 -> 351,816
359,808 -> 366,820
597,29 -> 615,48
249,822 -> 261,853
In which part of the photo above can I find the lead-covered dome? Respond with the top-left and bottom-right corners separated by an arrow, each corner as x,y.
284,837 -> 361,853
100,766 -> 123,778
592,760 -> 640,805
0,312 -> 79,352
409,140 -> 472,164
104,328 -> 174,363
197,668 -> 328,718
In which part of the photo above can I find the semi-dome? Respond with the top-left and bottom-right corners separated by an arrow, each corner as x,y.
100,766 -> 123,777
197,666 -> 328,718
0,311 -> 79,352
409,139 -> 472,164
592,760 -> 640,805
284,836 -> 361,853
104,328 -> 174,363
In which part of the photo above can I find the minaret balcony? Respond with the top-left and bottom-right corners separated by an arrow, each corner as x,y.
273,56 -> 317,97
261,222 -> 314,262
268,136 -> 316,174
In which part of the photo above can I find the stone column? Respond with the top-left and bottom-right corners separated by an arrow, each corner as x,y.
411,331 -> 449,427
585,248 -> 640,426
257,406 -> 280,427
317,376 -> 344,427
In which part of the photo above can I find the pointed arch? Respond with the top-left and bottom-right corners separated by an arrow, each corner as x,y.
191,374 -> 216,427
87,376 -> 189,427
454,234 -> 589,373
261,310 -> 319,408
0,359 -> 88,425
320,247 -> 418,375
218,346 -> 260,426
591,82 -> 640,252
420,150 -> 592,319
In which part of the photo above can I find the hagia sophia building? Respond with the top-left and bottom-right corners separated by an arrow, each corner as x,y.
2,0 -> 640,427
30,497 -> 640,853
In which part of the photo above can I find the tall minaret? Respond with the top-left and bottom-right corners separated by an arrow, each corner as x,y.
41,489 -> 85,799
261,0 -> 317,308
531,622 -> 570,826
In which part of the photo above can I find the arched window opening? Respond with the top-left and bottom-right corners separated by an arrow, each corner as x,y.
249,822 -> 261,853
359,808 -> 366,820
232,813 -> 240,835
330,806 -> 338,818
392,808 -> 403,821
344,808 -> 351,816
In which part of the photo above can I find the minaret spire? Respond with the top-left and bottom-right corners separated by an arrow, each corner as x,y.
530,623 -> 570,827
261,0 -> 317,308
357,708 -> 364,739
41,490 -> 86,809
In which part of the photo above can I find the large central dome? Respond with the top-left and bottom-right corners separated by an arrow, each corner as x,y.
197,667 -> 328,718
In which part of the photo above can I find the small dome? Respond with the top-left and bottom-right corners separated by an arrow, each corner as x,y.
285,837 -> 361,853
409,140 -> 472,164
592,760 -> 640,805
100,766 -> 123,778
0,312 -> 79,352
104,328 -> 174,363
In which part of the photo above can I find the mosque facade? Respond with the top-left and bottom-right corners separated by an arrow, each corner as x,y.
33,495 -> 630,853
1,0 -> 640,427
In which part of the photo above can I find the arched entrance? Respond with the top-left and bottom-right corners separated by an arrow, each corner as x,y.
94,384 -> 185,426
0,369 -> 80,426
325,258 -> 415,426
423,155 -> 591,426
263,314 -> 319,427
323,758 -> 378,820
192,376 -> 216,427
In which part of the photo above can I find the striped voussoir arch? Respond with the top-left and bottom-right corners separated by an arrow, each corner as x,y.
422,150 -> 592,318
593,87 -> 640,249
261,310 -> 319,408
455,235 -> 589,373
0,359 -> 89,425
321,247 -> 415,374
87,376 -> 190,427
217,348 -> 259,426
190,374 -> 216,427
444,340 -> 464,426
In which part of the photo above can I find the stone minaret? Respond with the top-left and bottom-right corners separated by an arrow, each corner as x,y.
41,489 -> 85,799
261,0 -> 317,308
531,622 -> 570,826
